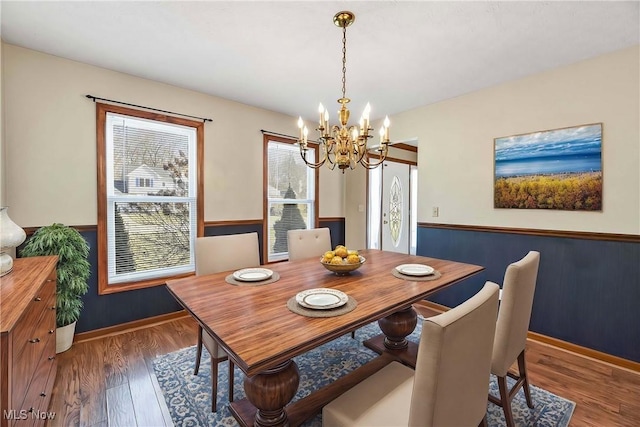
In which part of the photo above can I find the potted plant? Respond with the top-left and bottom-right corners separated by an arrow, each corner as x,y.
20,223 -> 90,353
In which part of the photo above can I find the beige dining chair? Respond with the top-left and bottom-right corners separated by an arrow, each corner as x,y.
287,227 -> 332,261
322,282 -> 500,427
193,232 -> 261,412
489,250 -> 540,427
287,228 -> 356,338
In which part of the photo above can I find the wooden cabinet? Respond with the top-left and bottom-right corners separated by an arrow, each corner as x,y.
1,257 -> 58,427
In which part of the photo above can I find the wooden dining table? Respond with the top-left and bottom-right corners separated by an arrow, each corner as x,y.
165,249 -> 484,427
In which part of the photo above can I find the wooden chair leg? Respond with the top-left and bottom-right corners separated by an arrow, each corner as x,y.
518,350 -> 534,409
497,375 -> 515,427
478,414 -> 488,427
228,359 -> 234,403
211,358 -> 219,412
194,325 -> 203,375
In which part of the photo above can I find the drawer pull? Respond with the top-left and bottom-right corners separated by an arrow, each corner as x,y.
46,279 -> 54,282
35,297 -> 42,301
51,306 -> 56,310
40,392 -> 47,397
49,329 -> 55,334
48,356 -> 56,361
29,338 -> 41,343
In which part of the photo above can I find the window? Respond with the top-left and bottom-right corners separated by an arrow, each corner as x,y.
97,103 -> 204,294
263,134 -> 319,262
135,178 -> 153,187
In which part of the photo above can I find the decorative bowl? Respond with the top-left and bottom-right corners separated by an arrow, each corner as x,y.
320,255 -> 366,275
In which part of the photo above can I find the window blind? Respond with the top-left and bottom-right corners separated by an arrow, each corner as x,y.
267,141 -> 315,261
105,113 -> 197,284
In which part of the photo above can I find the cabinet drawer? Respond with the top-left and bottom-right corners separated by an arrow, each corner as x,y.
16,341 -> 56,427
31,357 -> 57,427
11,279 -> 55,358
11,287 -> 56,411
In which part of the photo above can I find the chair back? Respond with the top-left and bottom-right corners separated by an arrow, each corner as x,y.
287,228 -> 332,261
491,251 -> 540,376
195,232 -> 260,275
409,282 -> 500,427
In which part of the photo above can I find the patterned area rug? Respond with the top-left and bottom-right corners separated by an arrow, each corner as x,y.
153,322 -> 575,427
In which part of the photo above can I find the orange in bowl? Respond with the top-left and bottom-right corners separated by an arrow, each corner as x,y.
320,254 -> 366,275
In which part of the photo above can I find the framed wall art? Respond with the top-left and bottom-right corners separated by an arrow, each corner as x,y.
494,123 -> 602,211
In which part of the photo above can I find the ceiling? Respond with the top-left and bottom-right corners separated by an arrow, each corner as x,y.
1,1 -> 639,128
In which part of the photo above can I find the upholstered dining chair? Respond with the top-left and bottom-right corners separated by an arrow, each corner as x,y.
193,232 -> 261,412
488,250 -> 540,427
322,282 -> 500,427
287,228 -> 357,339
287,227 -> 332,261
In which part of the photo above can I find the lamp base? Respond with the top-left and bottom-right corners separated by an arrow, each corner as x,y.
0,252 -> 14,277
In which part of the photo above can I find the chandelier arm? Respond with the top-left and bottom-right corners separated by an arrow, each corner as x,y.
359,157 -> 386,169
298,145 -> 327,169
354,136 -> 370,163
358,145 -> 390,169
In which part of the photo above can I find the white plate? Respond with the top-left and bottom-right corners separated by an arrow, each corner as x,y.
396,264 -> 435,276
232,268 -> 273,282
296,288 -> 349,310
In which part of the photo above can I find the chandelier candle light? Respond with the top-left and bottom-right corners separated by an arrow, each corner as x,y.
297,11 -> 390,171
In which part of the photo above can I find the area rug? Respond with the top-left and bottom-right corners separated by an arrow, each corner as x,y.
153,322 -> 575,427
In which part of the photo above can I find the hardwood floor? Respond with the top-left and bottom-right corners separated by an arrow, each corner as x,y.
46,316 -> 639,427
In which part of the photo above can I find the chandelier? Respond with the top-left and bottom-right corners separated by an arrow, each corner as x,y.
297,11 -> 390,171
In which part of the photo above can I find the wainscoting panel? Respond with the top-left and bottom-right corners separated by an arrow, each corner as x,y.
320,218 -> 346,249
417,225 -> 639,363
74,230 -> 184,334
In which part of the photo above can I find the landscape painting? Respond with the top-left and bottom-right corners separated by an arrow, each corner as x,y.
494,123 -> 602,210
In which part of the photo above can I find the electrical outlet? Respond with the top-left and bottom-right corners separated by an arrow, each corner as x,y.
432,207 -> 439,217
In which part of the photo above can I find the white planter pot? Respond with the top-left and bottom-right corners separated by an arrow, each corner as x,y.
56,321 -> 77,353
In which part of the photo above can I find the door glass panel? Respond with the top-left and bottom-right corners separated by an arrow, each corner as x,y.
389,175 -> 403,247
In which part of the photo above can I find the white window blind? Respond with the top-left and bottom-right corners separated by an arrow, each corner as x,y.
267,140 -> 315,262
105,113 -> 197,284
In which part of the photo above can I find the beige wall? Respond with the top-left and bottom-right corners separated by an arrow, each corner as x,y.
388,45 -> 640,235
2,44 -> 344,227
1,39 -> 5,206
4,43 -> 638,237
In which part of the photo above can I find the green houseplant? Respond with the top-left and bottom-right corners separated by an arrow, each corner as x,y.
21,223 -> 90,352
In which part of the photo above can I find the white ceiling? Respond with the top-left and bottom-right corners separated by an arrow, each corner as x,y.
1,1 -> 639,126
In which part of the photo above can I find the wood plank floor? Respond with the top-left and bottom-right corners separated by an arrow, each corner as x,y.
46,316 -> 640,426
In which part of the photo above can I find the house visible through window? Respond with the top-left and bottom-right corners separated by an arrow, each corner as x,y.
264,134 -> 319,262
97,103 -> 204,294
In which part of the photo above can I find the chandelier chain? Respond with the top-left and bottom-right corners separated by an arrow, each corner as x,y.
341,24 -> 347,100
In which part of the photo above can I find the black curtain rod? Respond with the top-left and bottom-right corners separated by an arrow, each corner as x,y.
260,129 -> 319,143
86,95 -> 213,122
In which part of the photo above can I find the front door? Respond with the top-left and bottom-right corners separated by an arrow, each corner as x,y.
381,161 -> 410,253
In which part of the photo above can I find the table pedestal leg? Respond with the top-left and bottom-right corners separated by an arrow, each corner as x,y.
364,306 -> 420,368
378,306 -> 418,349
243,360 -> 300,427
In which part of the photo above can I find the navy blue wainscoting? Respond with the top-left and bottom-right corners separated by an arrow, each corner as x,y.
417,225 -> 640,363
66,230 -> 183,334
319,218 -> 346,249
